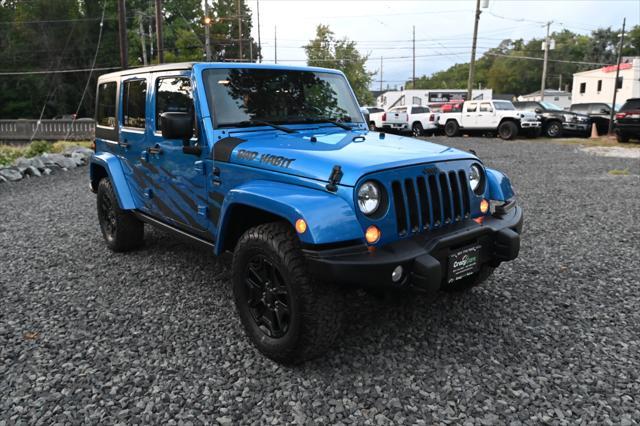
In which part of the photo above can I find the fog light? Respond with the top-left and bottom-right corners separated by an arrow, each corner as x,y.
295,219 -> 307,234
391,265 -> 403,282
365,225 -> 381,244
480,199 -> 489,214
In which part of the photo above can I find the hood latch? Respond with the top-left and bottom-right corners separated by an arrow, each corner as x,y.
325,165 -> 343,192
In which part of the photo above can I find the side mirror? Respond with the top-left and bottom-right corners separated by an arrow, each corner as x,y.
160,112 -> 194,144
534,107 -> 542,113
601,108 -> 610,114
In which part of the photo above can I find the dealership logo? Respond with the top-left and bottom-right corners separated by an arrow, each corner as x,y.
453,254 -> 477,268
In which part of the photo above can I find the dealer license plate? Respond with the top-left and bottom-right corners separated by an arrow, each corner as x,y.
447,244 -> 481,284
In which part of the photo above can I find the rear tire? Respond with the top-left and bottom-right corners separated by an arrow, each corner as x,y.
232,222 -> 343,364
97,178 -> 144,252
498,121 -> 518,140
544,121 -> 563,138
444,120 -> 460,137
443,266 -> 495,292
411,122 -> 424,137
616,132 -> 630,143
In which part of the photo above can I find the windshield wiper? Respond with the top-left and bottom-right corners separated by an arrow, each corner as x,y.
221,120 -> 296,134
303,118 -> 353,130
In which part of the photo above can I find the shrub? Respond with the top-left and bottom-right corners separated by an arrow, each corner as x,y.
0,145 -> 26,166
50,140 -> 93,153
24,140 -> 51,158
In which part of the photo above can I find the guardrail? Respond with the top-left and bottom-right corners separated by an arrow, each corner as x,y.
0,119 -> 95,141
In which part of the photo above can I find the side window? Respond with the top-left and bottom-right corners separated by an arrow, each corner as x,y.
479,102 -> 493,112
579,82 -> 586,94
616,77 -> 623,89
412,107 -> 427,114
466,103 -> 477,112
96,82 -> 117,127
156,76 -> 193,131
412,96 -> 422,106
122,79 -> 147,129
597,80 -> 602,92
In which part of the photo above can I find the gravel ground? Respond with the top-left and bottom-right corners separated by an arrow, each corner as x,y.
1,137 -> 639,425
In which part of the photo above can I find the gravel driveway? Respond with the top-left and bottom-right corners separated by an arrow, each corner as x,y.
1,137 -> 639,424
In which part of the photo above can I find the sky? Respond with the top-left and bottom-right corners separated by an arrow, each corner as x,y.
244,0 -> 639,90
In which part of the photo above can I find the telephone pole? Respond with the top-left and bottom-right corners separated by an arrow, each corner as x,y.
236,0 -> 243,61
257,0 -> 262,62
274,25 -> 277,64
608,17 -> 626,135
117,0 -> 128,69
540,21 -> 552,101
204,1 -> 212,61
412,26 -> 416,89
138,12 -> 148,66
379,56 -> 383,92
155,0 -> 164,63
466,0 -> 481,99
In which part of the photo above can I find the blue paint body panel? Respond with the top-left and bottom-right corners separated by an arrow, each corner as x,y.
90,62 -> 519,254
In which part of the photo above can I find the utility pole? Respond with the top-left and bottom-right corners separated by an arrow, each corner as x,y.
236,0 -> 243,61
257,0 -> 262,62
274,25 -> 277,64
204,1 -> 212,61
155,0 -> 164,64
466,0 -> 481,100
558,74 -> 562,91
412,26 -> 416,89
540,21 -> 552,101
608,17 -> 626,135
117,0 -> 128,69
379,56 -> 383,92
149,2 -> 154,60
138,12 -> 148,66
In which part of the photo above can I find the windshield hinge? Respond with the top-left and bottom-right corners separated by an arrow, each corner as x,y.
325,165 -> 343,192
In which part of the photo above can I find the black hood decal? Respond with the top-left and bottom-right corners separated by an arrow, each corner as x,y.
214,137 -> 246,162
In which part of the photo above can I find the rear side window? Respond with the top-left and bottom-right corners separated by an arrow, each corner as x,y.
96,82 -> 117,127
156,76 -> 193,131
122,79 -> 147,129
479,102 -> 493,112
571,104 -> 589,113
466,103 -> 477,112
621,99 -> 640,111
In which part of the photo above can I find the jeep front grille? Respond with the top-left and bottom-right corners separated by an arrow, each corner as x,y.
390,170 -> 471,236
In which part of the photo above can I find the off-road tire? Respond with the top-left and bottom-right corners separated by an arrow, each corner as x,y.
616,132 -> 630,143
412,122 -> 424,137
442,265 -> 495,292
96,178 -> 144,252
232,222 -> 344,364
444,120 -> 460,137
544,120 -> 563,138
498,121 -> 518,140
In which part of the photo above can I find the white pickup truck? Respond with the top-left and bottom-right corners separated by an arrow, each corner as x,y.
373,105 -> 439,136
438,100 -> 541,140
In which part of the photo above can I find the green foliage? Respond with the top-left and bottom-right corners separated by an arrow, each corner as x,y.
0,140 -> 93,166
0,0 -> 260,119
0,145 -> 25,166
412,25 -> 639,95
304,25 -> 375,105
24,140 -> 51,157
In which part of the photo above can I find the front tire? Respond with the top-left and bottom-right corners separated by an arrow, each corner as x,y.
97,178 -> 144,252
444,120 -> 460,137
232,222 -> 343,364
544,121 -> 563,138
411,122 -> 424,137
498,121 -> 518,140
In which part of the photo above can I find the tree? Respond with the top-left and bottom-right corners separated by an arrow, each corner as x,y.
304,25 -> 374,105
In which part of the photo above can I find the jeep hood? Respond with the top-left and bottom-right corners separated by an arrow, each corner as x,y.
222,129 -> 477,186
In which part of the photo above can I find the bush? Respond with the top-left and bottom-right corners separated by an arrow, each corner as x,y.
50,140 -> 93,153
24,140 -> 51,158
0,145 -> 26,166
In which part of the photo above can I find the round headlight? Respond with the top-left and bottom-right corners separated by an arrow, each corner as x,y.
357,181 -> 381,215
469,164 -> 483,194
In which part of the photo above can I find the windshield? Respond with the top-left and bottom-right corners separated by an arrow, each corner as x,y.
539,101 -> 562,111
494,101 -> 516,111
203,68 -> 363,128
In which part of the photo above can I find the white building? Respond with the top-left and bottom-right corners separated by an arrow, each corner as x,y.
571,57 -> 640,107
518,90 -> 572,109
376,89 -> 492,109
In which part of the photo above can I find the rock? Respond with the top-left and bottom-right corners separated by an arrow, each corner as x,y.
0,174 -> 7,183
23,166 -> 42,177
70,152 -> 86,166
14,156 -> 46,171
41,153 -> 76,169
0,167 -> 23,181
216,416 -> 233,425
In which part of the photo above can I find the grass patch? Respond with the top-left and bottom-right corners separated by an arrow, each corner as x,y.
0,140 -> 92,166
608,168 -> 630,176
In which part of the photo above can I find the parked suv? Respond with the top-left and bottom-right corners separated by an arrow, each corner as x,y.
90,62 -> 523,364
570,103 -> 620,135
614,98 -> 640,142
513,101 -> 590,138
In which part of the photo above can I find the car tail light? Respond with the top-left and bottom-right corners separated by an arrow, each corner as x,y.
382,112 -> 386,121
429,114 -> 435,121
615,112 -> 626,120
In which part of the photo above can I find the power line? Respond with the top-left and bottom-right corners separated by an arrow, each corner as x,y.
486,52 -> 611,66
0,66 -> 121,76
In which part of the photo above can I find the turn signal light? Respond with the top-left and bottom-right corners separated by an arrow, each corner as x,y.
295,219 -> 307,234
474,216 -> 485,224
365,225 -> 381,244
480,199 -> 489,214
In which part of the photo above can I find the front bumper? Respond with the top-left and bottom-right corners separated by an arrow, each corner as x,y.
520,121 -> 541,128
563,122 -> 589,133
304,202 -> 523,292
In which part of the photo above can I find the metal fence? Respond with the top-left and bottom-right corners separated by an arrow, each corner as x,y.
0,119 -> 95,141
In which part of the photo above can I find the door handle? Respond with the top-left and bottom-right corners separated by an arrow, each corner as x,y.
148,144 -> 163,155
118,140 -> 130,149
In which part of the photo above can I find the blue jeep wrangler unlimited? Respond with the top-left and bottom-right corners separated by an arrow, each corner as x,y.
90,62 -> 523,364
